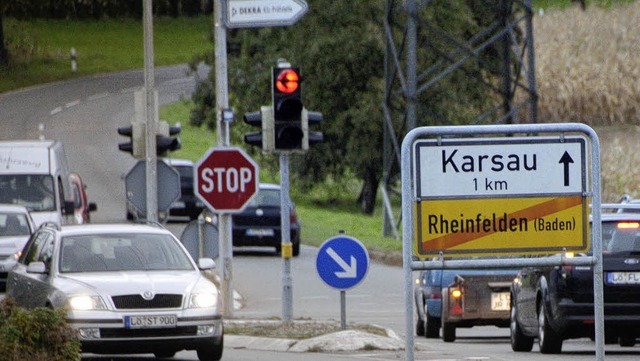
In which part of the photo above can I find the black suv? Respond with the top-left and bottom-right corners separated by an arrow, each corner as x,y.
510,205 -> 640,353
164,158 -> 204,220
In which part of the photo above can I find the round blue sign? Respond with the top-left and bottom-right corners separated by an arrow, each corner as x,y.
316,235 -> 369,290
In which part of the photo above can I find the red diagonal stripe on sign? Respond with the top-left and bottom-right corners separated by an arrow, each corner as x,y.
423,197 -> 583,250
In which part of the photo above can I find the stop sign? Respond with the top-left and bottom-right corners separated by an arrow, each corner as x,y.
195,147 -> 259,212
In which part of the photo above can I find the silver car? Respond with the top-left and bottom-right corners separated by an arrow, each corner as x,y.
0,204 -> 35,292
6,222 -> 223,360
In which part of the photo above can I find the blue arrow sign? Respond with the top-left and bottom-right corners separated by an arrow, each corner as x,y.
316,235 -> 369,290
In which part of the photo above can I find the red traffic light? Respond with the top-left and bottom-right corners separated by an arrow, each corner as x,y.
275,69 -> 300,94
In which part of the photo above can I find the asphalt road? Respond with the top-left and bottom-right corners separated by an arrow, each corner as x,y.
2,65 -> 640,360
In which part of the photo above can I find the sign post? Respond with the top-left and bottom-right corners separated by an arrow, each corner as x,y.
316,234 -> 369,330
195,147 -> 259,316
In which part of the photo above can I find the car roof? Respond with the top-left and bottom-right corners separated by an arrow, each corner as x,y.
0,204 -> 31,213
260,183 -> 280,190
163,158 -> 194,167
56,223 -> 174,237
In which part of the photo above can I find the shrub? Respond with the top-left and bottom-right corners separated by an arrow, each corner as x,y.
0,297 -> 81,361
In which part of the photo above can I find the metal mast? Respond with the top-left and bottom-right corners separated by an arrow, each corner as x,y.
382,0 -> 538,237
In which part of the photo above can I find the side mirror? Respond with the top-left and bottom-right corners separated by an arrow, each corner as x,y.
64,201 -> 75,215
198,258 -> 216,270
27,261 -> 47,274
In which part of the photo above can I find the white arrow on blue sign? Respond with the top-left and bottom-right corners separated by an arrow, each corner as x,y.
316,235 -> 369,290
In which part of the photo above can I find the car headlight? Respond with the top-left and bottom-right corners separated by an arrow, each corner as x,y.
68,295 -> 107,311
189,293 -> 218,309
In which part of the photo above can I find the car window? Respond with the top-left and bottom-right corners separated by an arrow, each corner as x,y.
20,231 -> 53,265
59,233 -> 194,273
248,189 -> 280,207
0,213 -> 31,236
0,175 -> 56,211
605,221 -> 640,253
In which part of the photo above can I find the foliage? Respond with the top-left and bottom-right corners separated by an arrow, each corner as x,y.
0,297 -> 81,361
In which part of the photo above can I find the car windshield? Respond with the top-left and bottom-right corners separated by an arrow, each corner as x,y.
0,213 -> 30,236
247,189 -> 280,207
604,221 -> 640,254
0,175 -> 56,211
59,233 -> 194,273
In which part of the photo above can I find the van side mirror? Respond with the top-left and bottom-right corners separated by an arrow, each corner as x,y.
64,201 -> 75,215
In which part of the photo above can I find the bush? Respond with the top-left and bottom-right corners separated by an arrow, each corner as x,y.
0,297 -> 81,361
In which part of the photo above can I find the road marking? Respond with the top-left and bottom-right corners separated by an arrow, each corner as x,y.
65,99 -> 80,108
88,92 -> 110,101
50,106 -> 62,115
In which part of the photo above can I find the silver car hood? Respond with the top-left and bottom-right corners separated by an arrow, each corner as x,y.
57,271 -> 207,297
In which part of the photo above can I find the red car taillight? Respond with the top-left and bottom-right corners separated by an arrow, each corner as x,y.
290,208 -> 298,224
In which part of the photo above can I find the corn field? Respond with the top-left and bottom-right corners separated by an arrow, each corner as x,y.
535,2 -> 640,201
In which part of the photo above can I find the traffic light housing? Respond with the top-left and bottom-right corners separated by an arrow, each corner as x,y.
156,121 -> 181,156
302,109 -> 323,150
244,106 -> 274,152
118,121 -> 144,158
272,66 -> 304,150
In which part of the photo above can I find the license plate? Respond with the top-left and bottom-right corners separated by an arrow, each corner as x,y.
124,315 -> 177,329
490,292 -> 510,311
171,201 -> 186,208
246,228 -> 274,237
607,272 -> 640,284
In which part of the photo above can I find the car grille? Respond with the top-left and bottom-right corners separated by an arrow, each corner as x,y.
111,294 -> 183,309
100,326 -> 197,338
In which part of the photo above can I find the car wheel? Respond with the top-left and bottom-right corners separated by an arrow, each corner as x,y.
510,300 -> 534,352
425,310 -> 440,338
292,241 -> 300,257
196,337 -> 224,361
154,350 -> 176,358
537,301 -> 562,354
416,313 -> 425,336
619,335 -> 636,347
442,321 -> 456,342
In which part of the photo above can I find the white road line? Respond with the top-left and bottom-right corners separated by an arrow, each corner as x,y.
88,92 -> 110,101
65,100 -> 80,108
50,106 -> 62,115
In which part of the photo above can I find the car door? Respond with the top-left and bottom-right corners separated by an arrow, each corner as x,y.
8,230 -> 54,308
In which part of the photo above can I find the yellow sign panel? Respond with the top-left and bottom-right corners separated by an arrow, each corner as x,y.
414,196 -> 588,257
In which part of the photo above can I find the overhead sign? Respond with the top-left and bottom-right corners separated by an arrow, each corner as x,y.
225,0 -> 308,28
316,235 -> 369,290
195,147 -> 259,213
412,135 -> 589,257
414,136 -> 587,198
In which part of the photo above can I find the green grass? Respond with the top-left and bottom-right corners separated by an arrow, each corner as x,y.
0,16 -> 211,92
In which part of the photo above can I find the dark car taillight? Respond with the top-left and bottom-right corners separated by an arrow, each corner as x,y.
290,208 -> 298,224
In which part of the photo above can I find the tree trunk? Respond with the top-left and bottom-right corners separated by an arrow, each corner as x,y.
0,15 -> 7,67
358,170 -> 379,215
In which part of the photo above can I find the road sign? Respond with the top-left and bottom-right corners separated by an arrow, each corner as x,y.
225,0 -> 308,28
125,160 -> 181,215
411,133 -> 589,257
180,219 -> 219,260
316,235 -> 369,290
195,147 -> 259,213
414,136 -> 587,198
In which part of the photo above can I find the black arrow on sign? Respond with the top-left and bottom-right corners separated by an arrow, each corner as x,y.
558,151 -> 574,186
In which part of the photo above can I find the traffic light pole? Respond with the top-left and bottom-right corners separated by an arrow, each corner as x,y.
280,153 -> 293,323
143,0 -> 158,223
214,0 -> 234,317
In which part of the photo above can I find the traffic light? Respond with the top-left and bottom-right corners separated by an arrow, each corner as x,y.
272,66 -> 304,150
118,121 -> 144,159
302,109 -> 323,151
244,106 -> 274,152
156,121 -> 181,156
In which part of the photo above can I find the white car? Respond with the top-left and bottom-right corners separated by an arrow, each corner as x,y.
6,222 -> 223,360
0,204 -> 35,292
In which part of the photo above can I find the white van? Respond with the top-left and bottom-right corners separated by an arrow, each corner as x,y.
0,140 -> 77,227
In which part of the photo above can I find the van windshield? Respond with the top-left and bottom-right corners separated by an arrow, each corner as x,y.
0,175 -> 56,211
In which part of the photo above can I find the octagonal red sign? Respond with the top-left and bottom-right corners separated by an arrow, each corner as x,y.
195,147 -> 259,212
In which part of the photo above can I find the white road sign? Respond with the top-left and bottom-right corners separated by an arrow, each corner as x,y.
225,0 -> 308,28
414,136 -> 587,198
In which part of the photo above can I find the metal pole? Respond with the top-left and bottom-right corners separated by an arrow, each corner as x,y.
340,290 -> 346,330
214,0 -> 233,317
143,0 -> 158,223
280,152 -> 293,322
